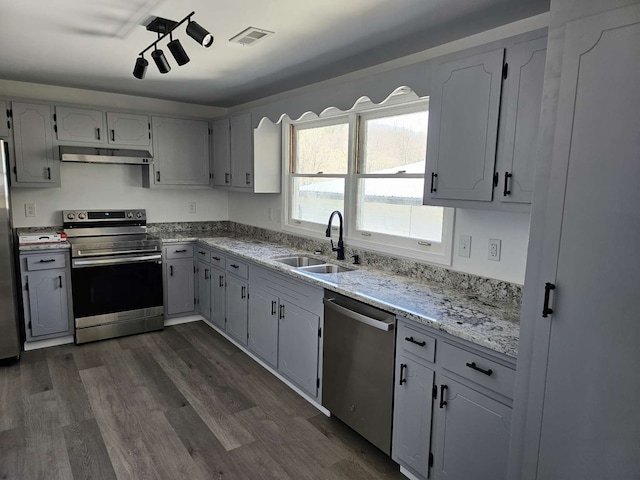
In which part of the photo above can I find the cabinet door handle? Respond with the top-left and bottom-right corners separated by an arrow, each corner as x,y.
198,250 -> 206,255
58,275 -> 62,288
405,336 -> 426,347
245,173 -> 251,185
399,363 -> 407,385
39,259 -> 56,263
241,286 -> 246,299
111,129 -> 115,142
204,269 -> 209,280
46,167 -> 51,180
174,249 -> 187,253
230,264 -> 239,269
169,265 -> 174,276
430,172 -> 438,193
156,171 -> 161,182
279,304 -> 285,319
225,172 -> 230,184
219,275 -> 224,287
271,300 -> 277,315
96,127 -> 101,140
439,384 -> 448,408
466,362 -> 493,376
542,282 -> 556,317
503,171 -> 512,196
212,256 -> 220,261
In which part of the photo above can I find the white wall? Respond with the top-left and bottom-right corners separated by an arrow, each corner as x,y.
227,191 -> 529,284
11,162 -> 228,227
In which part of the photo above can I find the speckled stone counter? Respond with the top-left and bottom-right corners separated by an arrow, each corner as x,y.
159,232 -> 520,358
18,242 -> 71,252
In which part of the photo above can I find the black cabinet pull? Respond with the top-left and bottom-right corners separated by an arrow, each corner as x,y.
466,362 -> 493,376
46,167 -> 51,180
204,269 -> 209,280
198,250 -> 205,255
405,336 -> 426,347
219,275 -> 224,287
503,172 -> 512,196
439,385 -> 448,408
279,304 -> 285,319
174,249 -> 187,253
156,171 -> 161,182
241,286 -> 246,299
542,282 -> 556,317
212,256 -> 220,261
58,276 -> 62,288
430,172 -> 438,193
111,129 -> 115,142
399,363 -> 407,385
230,264 -> 239,269
271,300 -> 277,316
39,259 -> 56,263
245,173 -> 251,185
169,265 -> 174,276
96,127 -> 101,140
225,172 -> 230,184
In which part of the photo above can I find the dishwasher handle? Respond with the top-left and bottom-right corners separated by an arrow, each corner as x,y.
324,298 -> 394,331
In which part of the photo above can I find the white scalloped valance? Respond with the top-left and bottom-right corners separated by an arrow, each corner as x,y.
250,60 -> 432,128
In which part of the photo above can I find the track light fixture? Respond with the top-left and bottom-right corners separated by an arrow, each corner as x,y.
133,11 -> 211,79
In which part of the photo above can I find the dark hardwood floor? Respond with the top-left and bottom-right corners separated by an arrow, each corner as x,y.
0,321 -> 404,480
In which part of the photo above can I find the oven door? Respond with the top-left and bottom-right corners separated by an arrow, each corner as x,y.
71,253 -> 163,327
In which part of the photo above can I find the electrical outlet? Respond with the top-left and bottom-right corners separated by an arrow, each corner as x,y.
24,203 -> 36,217
188,202 -> 196,214
268,207 -> 273,221
459,235 -> 471,258
488,238 -> 502,261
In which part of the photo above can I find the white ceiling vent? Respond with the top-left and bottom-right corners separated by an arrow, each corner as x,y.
229,27 -> 274,46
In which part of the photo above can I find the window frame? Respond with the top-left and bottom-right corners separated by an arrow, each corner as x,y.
282,96 -> 454,266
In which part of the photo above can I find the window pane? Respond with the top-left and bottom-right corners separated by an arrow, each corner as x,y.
292,177 -> 345,225
357,178 -> 443,242
294,123 -> 349,174
360,111 -> 428,173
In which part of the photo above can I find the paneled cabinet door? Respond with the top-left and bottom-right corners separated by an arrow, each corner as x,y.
152,117 -> 210,185
498,37 -> 547,204
424,49 -> 504,202
106,112 -> 150,147
166,259 -> 194,316
226,275 -> 248,345
210,267 -> 226,329
55,106 -> 105,144
277,301 -> 320,397
12,102 -> 56,184
434,376 -> 511,480
25,269 -> 70,338
392,356 -> 435,478
230,113 -> 253,188
196,261 -> 211,320
248,289 -> 279,368
212,118 -> 231,186
0,100 -> 8,137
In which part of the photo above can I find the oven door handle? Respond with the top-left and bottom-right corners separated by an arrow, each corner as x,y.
72,254 -> 162,268
75,247 -> 159,257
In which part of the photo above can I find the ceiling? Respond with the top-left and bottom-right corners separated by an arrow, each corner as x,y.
0,0 -> 549,107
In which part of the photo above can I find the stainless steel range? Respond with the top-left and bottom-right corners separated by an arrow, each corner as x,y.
63,209 -> 164,344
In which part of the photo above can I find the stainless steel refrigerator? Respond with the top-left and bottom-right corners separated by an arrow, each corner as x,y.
0,139 -> 20,360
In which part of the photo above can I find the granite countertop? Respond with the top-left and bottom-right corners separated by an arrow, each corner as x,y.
19,242 -> 71,252
159,232 -> 520,358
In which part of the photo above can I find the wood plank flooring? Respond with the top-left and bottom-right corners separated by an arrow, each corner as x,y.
0,322 -> 404,480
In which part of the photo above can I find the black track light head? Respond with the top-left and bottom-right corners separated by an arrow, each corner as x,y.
133,56 -> 148,79
187,20 -> 213,47
151,48 -> 171,74
168,38 -> 190,66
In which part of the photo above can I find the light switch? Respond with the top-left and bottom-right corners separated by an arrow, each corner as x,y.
25,203 -> 36,217
459,235 -> 471,258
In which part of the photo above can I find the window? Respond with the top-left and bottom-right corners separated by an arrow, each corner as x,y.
284,95 -> 453,265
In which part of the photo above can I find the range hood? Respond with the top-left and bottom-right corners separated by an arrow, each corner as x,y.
59,146 -> 153,165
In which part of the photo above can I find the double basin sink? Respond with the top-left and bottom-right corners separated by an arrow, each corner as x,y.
274,256 -> 354,274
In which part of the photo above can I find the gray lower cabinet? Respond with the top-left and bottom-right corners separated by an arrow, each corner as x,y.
433,375 -> 511,480
196,259 -> 211,320
226,274 -> 248,345
165,250 -> 195,317
20,252 -> 73,341
210,266 -> 226,329
247,288 -> 279,368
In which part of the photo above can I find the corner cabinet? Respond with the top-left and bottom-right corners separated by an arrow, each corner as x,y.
164,244 -> 195,317
424,36 -> 547,211
393,318 -> 515,480
10,102 -> 60,187
145,116 -> 210,187
20,251 -> 73,341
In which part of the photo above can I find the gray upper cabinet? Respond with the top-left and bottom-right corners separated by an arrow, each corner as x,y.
425,49 -> 505,202
166,257 -> 195,316
434,376 -> 511,480
0,101 -> 8,137
498,37 -> 547,204
212,117 -> 231,187
226,274 -> 248,345
106,112 -> 150,147
11,102 -> 58,186
247,288 -> 279,368
230,113 -> 253,189
55,106 -> 105,144
150,116 -> 210,186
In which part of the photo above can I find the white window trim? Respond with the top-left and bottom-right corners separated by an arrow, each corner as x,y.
281,97 -> 454,267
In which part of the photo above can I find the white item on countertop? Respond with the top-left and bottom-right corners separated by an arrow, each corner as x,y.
18,232 -> 65,244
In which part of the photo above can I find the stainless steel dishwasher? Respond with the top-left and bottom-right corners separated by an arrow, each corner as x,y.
322,291 -> 396,455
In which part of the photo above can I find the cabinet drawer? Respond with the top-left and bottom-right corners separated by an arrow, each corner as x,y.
210,250 -> 226,268
226,258 -> 248,279
195,247 -> 211,263
440,342 -> 515,399
165,245 -> 194,259
397,322 -> 436,364
25,254 -> 66,271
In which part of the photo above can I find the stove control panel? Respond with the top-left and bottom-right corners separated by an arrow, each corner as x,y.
62,209 -> 147,224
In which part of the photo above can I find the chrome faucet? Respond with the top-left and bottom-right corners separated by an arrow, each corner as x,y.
326,210 -> 345,260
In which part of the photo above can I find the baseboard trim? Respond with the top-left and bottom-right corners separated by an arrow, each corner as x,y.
24,335 -> 74,351
165,315 -> 203,326
399,465 -> 423,480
